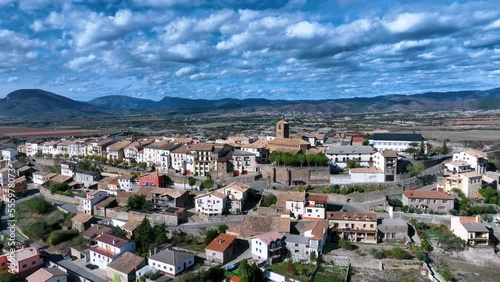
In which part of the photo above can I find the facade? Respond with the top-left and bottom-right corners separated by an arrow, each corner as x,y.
373,150 -> 398,181
26,267 -> 68,282
450,216 -> 489,245
444,162 -> 472,174
327,212 -> 378,243
88,234 -> 136,270
107,140 -> 132,161
285,234 -> 311,262
139,172 -> 167,188
190,143 -> 215,176
107,251 -> 145,282
304,194 -> 327,220
1,149 -> 17,161
33,171 -> 56,185
2,176 -> 27,201
216,181 -> 250,213
401,190 -> 454,212
437,172 -> 483,198
171,145 -> 193,175
71,213 -> 95,232
118,174 -> 136,191
251,231 -> 286,263
205,233 -> 237,264
284,192 -> 306,219
303,221 -> 328,256
240,140 -> 269,163
74,170 -> 101,187
452,149 -> 488,174
195,191 -> 227,216
81,190 -> 108,215
148,249 -> 195,277
276,119 -> 290,139
60,161 -> 77,177
325,145 -> 375,169
0,247 -> 44,278
369,133 -> 427,153
232,150 -> 258,175
377,218 -> 409,243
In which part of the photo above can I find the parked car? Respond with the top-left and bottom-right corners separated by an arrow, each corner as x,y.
85,264 -> 98,270
292,180 -> 306,185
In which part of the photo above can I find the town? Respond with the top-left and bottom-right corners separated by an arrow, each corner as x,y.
1,118 -> 499,282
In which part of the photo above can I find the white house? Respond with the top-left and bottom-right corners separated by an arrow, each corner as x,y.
1,149 -> 17,161
216,181 -> 250,213
304,194 -> 327,220
325,145 -> 375,169
251,231 -> 285,262
370,133 -> 427,153
450,216 -> 489,246
373,150 -> 398,182
118,174 -> 136,192
194,191 -> 227,216
74,170 -> 101,187
61,161 -> 76,177
240,140 -> 269,163
284,192 -> 306,219
232,150 -> 258,175
148,249 -> 195,277
39,141 -> 60,156
33,171 -> 56,185
452,149 -> 488,174
88,234 -> 136,270
79,190 -> 108,214
437,171 -> 483,198
444,161 -> 472,174
303,221 -> 329,257
26,140 -> 43,157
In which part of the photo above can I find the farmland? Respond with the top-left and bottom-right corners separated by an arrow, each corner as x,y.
0,127 -> 108,138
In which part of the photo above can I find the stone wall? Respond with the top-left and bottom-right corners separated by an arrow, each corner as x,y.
105,208 -> 181,225
260,165 -> 330,185
348,186 -> 403,203
39,186 -> 76,204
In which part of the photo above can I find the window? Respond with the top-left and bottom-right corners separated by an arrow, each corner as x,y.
22,264 -> 26,268
307,209 -> 312,213
295,250 -> 299,253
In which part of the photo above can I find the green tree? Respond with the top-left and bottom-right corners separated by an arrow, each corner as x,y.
250,261 -> 265,282
49,182 -> 70,194
238,259 -> 251,282
27,220 -> 49,240
260,194 -> 277,207
217,224 -> 228,234
442,139 -> 450,154
201,176 -> 214,189
404,142 -> 419,159
407,162 -> 426,177
346,159 -> 360,169
46,230 -> 79,246
204,229 -> 220,245
126,195 -> 150,211
134,218 -> 154,256
188,177 -> 196,188
338,239 -> 356,250
138,162 -> 147,170
297,154 -> 306,167
26,196 -> 52,214
390,247 -> 412,259
154,223 -> 168,245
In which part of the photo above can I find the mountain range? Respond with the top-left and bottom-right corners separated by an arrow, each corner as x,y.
0,88 -> 499,120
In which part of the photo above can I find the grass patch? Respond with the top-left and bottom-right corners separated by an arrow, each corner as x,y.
312,263 -> 348,282
266,261 -> 315,282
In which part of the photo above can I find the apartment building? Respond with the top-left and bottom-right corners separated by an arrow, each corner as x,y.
89,234 -> 136,270
251,231 -> 286,263
240,140 -> 269,163
373,150 -> 398,181
452,149 -> 488,174
191,143 -> 215,177
284,192 -> 306,219
369,133 -> 427,153
444,161 -> 472,174
402,189 -> 454,212
437,171 -> 484,198
170,145 -> 194,175
232,150 -> 257,175
216,181 -> 251,213
107,140 -> 132,161
325,145 -> 375,168
327,212 -> 378,243
0,247 -> 44,278
304,194 -> 327,220
139,172 -> 167,188
1,148 -> 17,161
195,191 -> 227,216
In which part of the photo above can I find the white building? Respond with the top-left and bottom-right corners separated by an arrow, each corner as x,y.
194,191 -> 227,216
325,145 -> 375,169
284,192 -> 306,219
370,133 -> 427,153
74,170 -> 101,187
444,161 -> 472,174
61,161 -> 76,177
68,139 -> 88,157
88,234 -> 136,270
33,171 -> 56,185
216,181 -> 250,213
26,140 -> 43,157
148,249 -> 195,277
251,232 -> 285,262
450,216 -> 489,246
143,141 -> 181,168
452,149 -> 488,174
118,174 -> 136,192
232,150 -> 258,175
1,149 -> 17,161
304,194 -> 327,220
437,171 -> 483,198
303,221 -> 329,257
79,190 -> 108,214
171,145 -> 194,175
373,150 -> 398,182
240,140 -> 269,163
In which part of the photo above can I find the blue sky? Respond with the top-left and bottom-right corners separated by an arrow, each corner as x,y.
0,0 -> 499,101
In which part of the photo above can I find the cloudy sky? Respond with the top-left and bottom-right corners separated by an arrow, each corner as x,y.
0,0 -> 499,101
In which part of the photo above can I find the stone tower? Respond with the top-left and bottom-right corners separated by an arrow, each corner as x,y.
276,118 -> 289,139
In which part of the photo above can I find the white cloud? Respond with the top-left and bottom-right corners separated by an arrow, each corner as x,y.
65,54 -> 96,70
6,76 -> 18,82
384,13 -> 428,33
175,66 -> 195,77
286,21 -> 327,39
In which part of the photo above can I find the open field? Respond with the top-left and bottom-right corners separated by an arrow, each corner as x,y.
350,267 -> 428,282
398,130 -> 500,141
0,127 -> 108,137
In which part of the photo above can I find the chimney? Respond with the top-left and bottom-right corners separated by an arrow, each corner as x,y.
112,239 -> 117,245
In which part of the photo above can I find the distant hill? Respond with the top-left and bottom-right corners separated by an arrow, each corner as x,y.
0,89 -> 108,119
0,87 -> 499,119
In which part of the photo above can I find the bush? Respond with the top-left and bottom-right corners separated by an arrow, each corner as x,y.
338,239 -> 357,250
49,182 -> 70,194
389,247 -> 412,260
369,248 -> 385,259
47,230 -> 79,246
204,229 -> 220,245
25,196 -> 52,214
260,194 -> 277,207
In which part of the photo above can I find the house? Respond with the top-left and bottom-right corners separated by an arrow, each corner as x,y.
1,148 -> 17,161
60,161 -> 77,177
107,140 -> 132,162
0,247 -> 44,278
444,162 -> 472,174
212,143 -> 235,178
2,176 -> 27,201
450,216 -> 489,245
49,174 -> 73,185
369,133 -> 427,153
351,136 -> 365,146
162,207 -> 188,225
190,143 -> 215,176
232,150 -> 258,175
39,140 -> 60,156
82,224 -> 114,243
303,221 -> 329,256
88,234 -> 136,269
68,139 -> 88,157
285,234 -> 311,262
148,249 -> 195,277
402,189 -> 454,212
227,215 -> 290,238
251,231 -> 286,263
304,194 -> 327,220
137,187 -> 191,209
95,138 -> 117,157
93,196 -> 117,217
267,138 -> 310,154
26,140 -> 43,157
373,150 -> 398,181
377,218 -> 409,243
283,191 -> 306,219
327,212 -> 377,243
205,233 -> 238,264
216,181 -> 251,213
121,221 -> 141,239
33,171 -> 56,185
325,145 -> 375,169
71,213 -> 95,232
26,267 -> 68,282
107,251 -> 145,282
139,172 -> 167,188
347,167 -> 385,183
118,174 -> 136,191
74,169 -> 101,188
195,191 -> 227,216
452,149 -> 488,174
437,171 -> 484,198
240,140 -> 269,163
76,190 -> 108,215
170,145 -> 194,175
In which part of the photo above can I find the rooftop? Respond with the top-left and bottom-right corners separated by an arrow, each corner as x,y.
194,190 -> 227,199
26,267 -> 68,282
372,133 -> 426,142
462,222 -> 489,232
284,234 -> 309,245
327,212 -> 377,222
235,215 -> 290,237
95,233 -> 131,248
379,150 -> 399,158
205,233 -> 237,252
402,190 -> 453,200
378,218 -> 408,228
12,247 -> 40,262
149,249 -> 194,265
326,145 -> 375,155
304,221 -> 328,240
223,181 -> 251,193
286,191 -> 306,202
349,167 -> 383,173
71,213 -> 94,223
463,149 -> 488,159
82,224 -> 113,239
233,150 -> 257,157
268,138 -> 310,146
255,231 -> 284,244
190,143 -> 214,151
108,252 -> 145,274
49,174 -> 73,183
108,140 -> 132,151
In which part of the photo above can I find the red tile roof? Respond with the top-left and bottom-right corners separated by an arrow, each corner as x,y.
402,190 -> 453,200
205,233 -> 236,252
95,234 -> 131,248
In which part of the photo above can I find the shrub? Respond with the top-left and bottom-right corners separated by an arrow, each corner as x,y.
338,239 -> 357,250
260,194 -> 277,207
389,247 -> 412,260
47,230 -> 79,246
25,196 -> 52,214
369,248 -> 385,259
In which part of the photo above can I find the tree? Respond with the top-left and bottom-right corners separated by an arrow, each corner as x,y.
404,142 -> 419,159
297,154 -> 306,167
286,260 -> 296,276
134,218 -> 154,256
338,239 -> 356,250
260,194 -> 277,207
138,162 -> 147,170
238,259 -> 251,282
346,159 -> 360,169
188,177 -> 196,188
201,176 -> 214,189
49,182 -> 70,194
25,196 -> 52,214
217,224 -> 228,234
204,229 -> 220,245
442,139 -> 450,154
154,223 -> 168,245
126,195 -> 150,211
309,251 -> 317,262
407,162 -> 426,177
27,220 -> 48,240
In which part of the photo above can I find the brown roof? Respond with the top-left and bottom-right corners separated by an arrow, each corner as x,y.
459,216 -> 481,223
241,140 -> 268,149
139,171 -> 165,179
108,140 -> 132,151
194,190 -> 227,199
286,191 -> 306,202
266,145 -> 301,154
94,196 -> 116,207
255,231 -> 284,244
464,149 -> 488,159
268,138 -> 309,146
205,233 -> 237,252
50,174 -> 73,183
349,167 -> 383,173
118,174 -> 136,180
256,206 -> 291,216
379,150 -> 398,158
82,224 -> 113,239
276,119 -> 289,124
108,252 -> 145,274
402,190 -> 453,200
121,220 -> 141,232
352,136 -> 364,144
307,194 -> 327,203
26,267 -> 68,282
171,144 -> 190,154
223,181 -> 251,193
117,191 -> 134,205
235,215 -> 290,237
326,212 -> 377,222
71,213 -> 94,223
446,161 -> 470,167
137,187 -> 187,200
190,143 -> 214,151
458,171 -> 483,178
305,221 -> 328,240
98,177 -> 114,189
95,234 -> 131,248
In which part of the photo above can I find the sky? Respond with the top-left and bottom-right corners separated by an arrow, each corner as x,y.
0,0 -> 499,101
